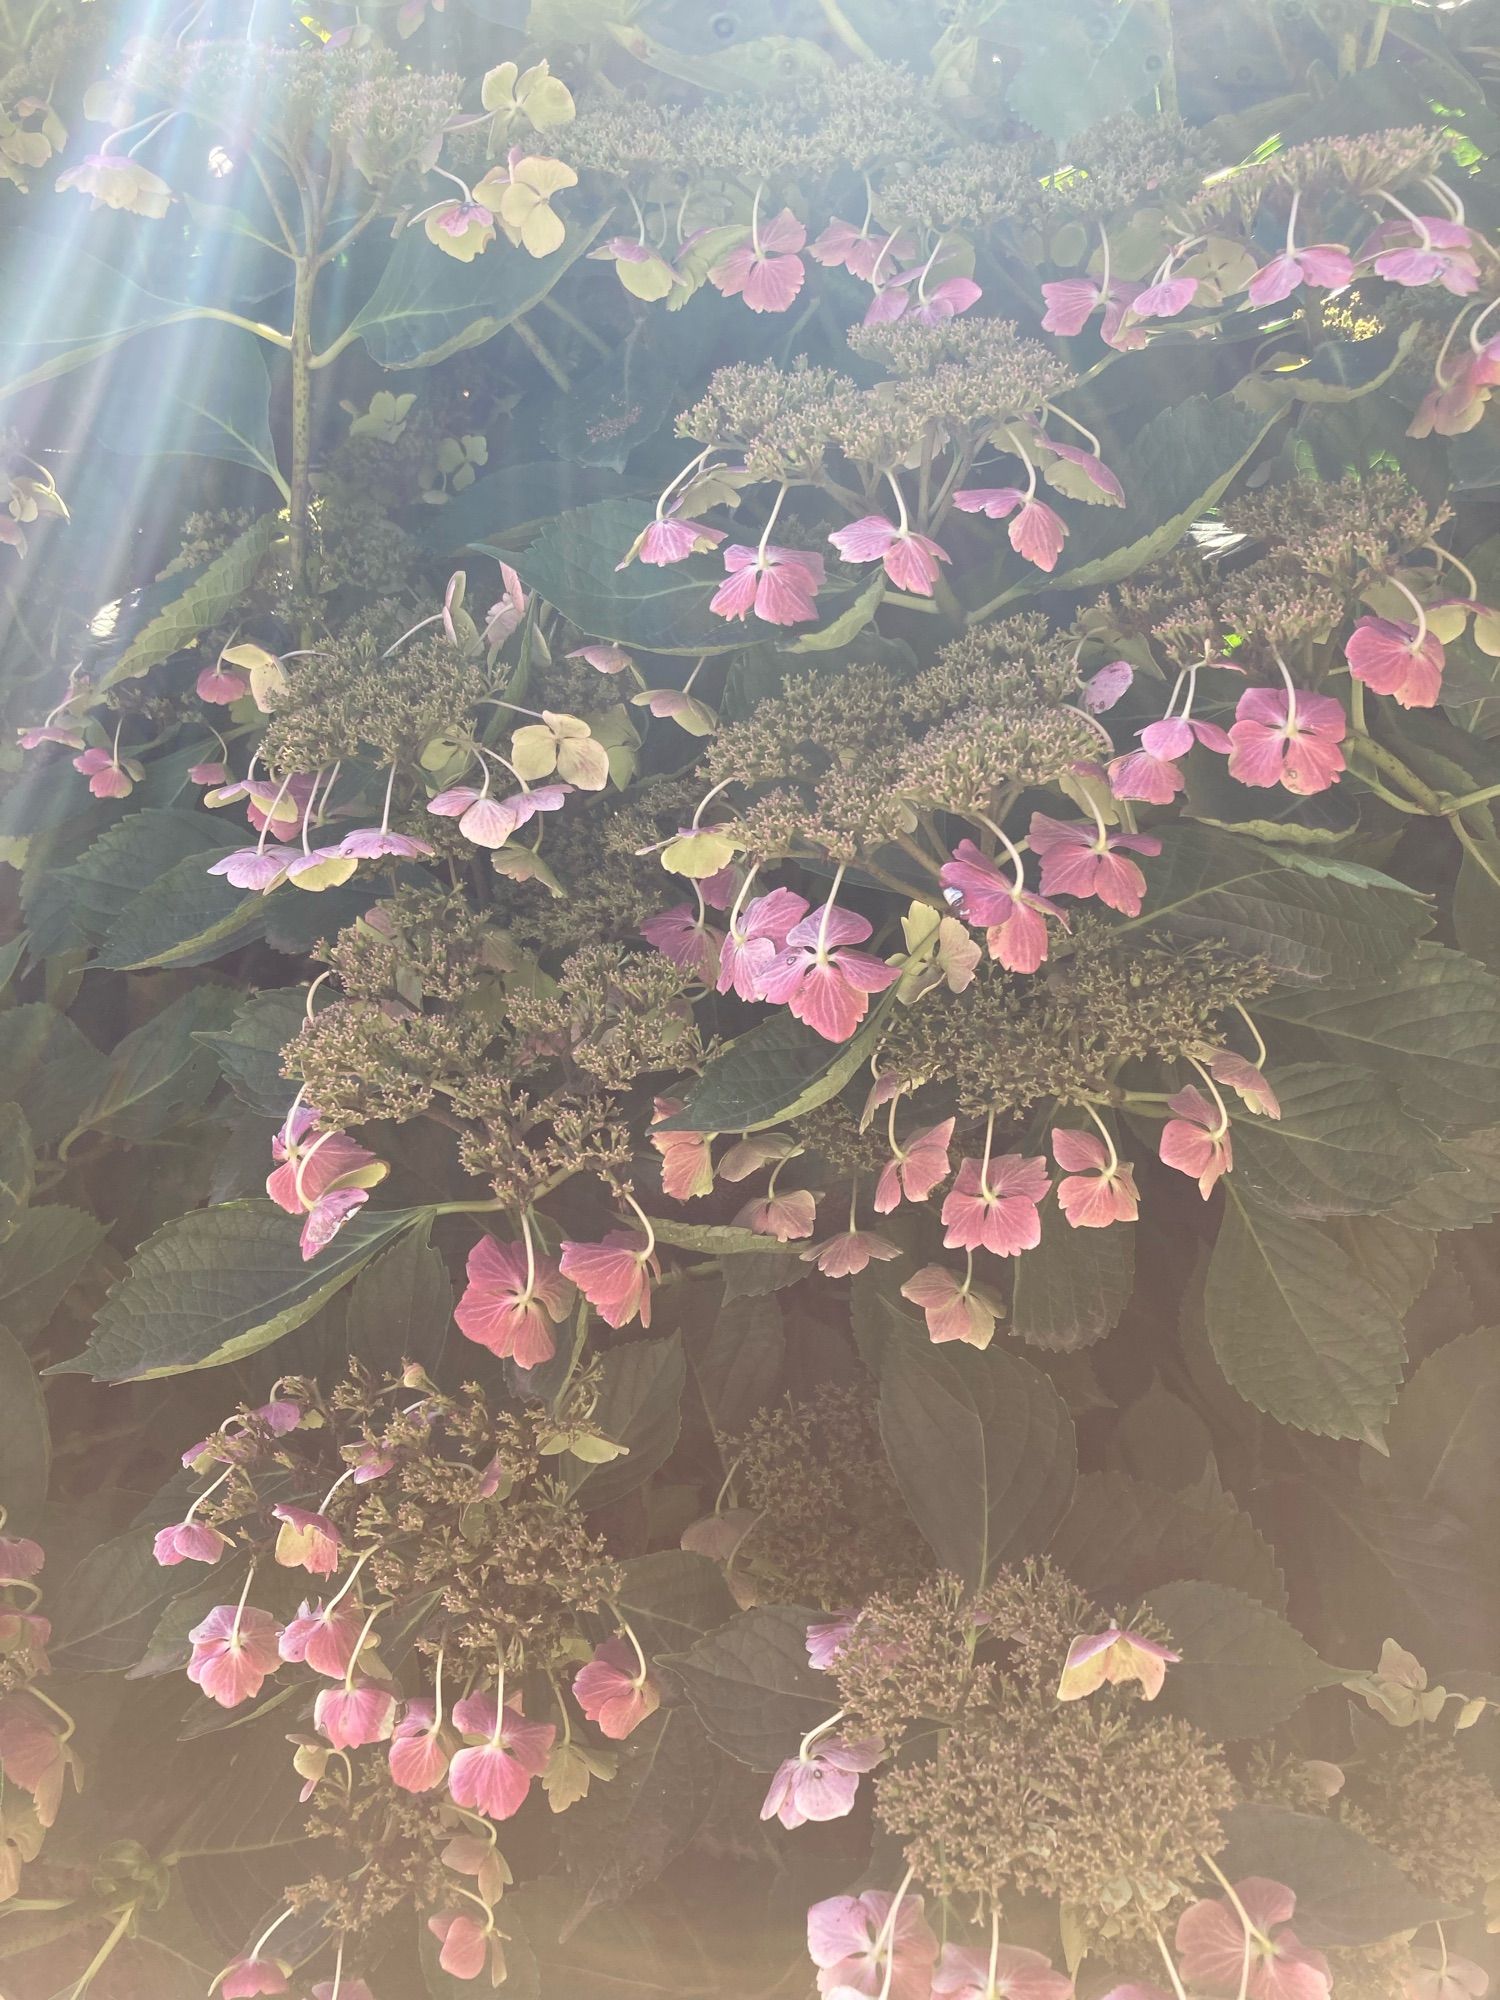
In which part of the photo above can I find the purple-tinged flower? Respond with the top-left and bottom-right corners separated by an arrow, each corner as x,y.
335,827 -> 435,861
424,197 -> 496,261
186,1602 -> 282,1707
718,886 -> 810,1001
428,1911 -> 490,1981
650,1097 -> 716,1201
219,1955 -> 290,1998
1226,685 -> 1346,795
829,513 -> 950,595
941,1153 -> 1050,1257
18,721 -> 85,751
762,1735 -> 882,1828
710,207 -> 807,312
72,745 -> 140,798
559,1231 -> 658,1329
1033,432 -> 1124,504
806,1614 -> 857,1671
1130,265 -> 1199,318
1083,659 -> 1134,712
934,1942 -> 1075,2000
1108,714 -> 1231,804
448,1692 -> 555,1820
1159,1085 -> 1232,1197
711,544 -> 825,625
808,1888 -> 939,2000
1058,1622 -> 1180,1701
874,1118 -> 954,1214
800,1227 -> 900,1277
951,488 -> 1068,572
617,513 -> 726,570
1052,1127 -> 1139,1229
196,662 -> 249,704
271,1505 -> 342,1577
568,642 -> 633,674
759,902 -> 899,1043
810,218 -> 913,280
482,562 -> 527,647
901,1262 -> 1003,1348
315,1682 -> 397,1750
208,848 -> 289,893
573,1638 -> 660,1740
189,759 -> 229,786
153,1521 -> 229,1567
1027,813 -> 1161,916
589,234 -> 684,302
267,1120 -> 386,1220
299,1188 -> 369,1260
454,1233 -> 574,1368
1248,243 -> 1354,308
641,902 -> 723,981
313,1981 -> 376,2000
1207,1048 -> 1280,1119
1176,1879 -> 1331,2000
1041,275 -> 1106,335
1344,614 -> 1445,709
56,151 -> 171,217
389,1697 -> 450,1792
940,839 -> 1065,974
0,1538 -> 44,1584
1405,1950 -> 1490,2000
279,1599 -> 366,1679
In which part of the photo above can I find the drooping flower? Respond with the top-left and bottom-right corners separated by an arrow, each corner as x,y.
1248,242 -> 1354,307
314,1682 -> 397,1751
718,886 -> 810,1002
811,218 -> 913,281
800,1227 -> 900,1277
806,1614 -> 858,1671
428,1911 -> 490,1981
72,745 -> 141,798
1344,614 -> 1445,709
335,827 -> 435,862
568,642 -> 633,674
759,902 -> 900,1043
1057,1623 -> 1181,1701
454,1233 -> 574,1368
901,1261 -> 1004,1348
1226,684 -> 1346,795
0,1537 -> 44,1584
1159,1085 -> 1233,1197
1130,261 -> 1199,319
641,901 -> 724,981
271,1505 -> 342,1577
447,1692 -> 556,1819
1405,1950 -> 1490,2000
1041,274 -> 1108,336
1026,813 -> 1161,916
559,1230 -> 659,1329
56,150 -> 171,217
573,1638 -> 660,1740
389,1697 -> 450,1792
218,1954 -> 290,1998
1175,1879 -> 1331,2000
617,512 -> 726,570
208,847 -> 290,893
1052,1127 -> 1139,1229
1033,432 -> 1124,505
278,1599 -> 365,1679
298,1187 -> 369,1261
807,1889 -> 940,2000
589,233 -> 684,301
829,513 -> 950,596
941,1152 -> 1050,1257
197,661 -> 249,704
1206,1047 -> 1280,1119
1083,659 -> 1134,712
940,839 -> 1064,974
266,1111 -> 387,1226
874,1118 -> 954,1214
710,206 -> 807,312
424,197 -> 496,261
1108,714 -> 1231,804
735,1188 -> 818,1241
934,1941 -> 1076,2000
761,1735 -> 883,1828
951,488 -> 1068,572
1368,219 -> 1479,296
186,1602 -> 282,1708
17,721 -> 85,751
650,1098 -> 716,1201
153,1520 -> 229,1566
710,544 -> 825,625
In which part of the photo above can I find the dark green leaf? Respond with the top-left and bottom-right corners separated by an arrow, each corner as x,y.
544,311 -> 715,471
998,0 -> 1169,143
658,1005 -> 891,1133
570,1335 -> 685,1508
94,321 -> 283,490
671,1604 -> 827,1770
1230,1064 -> 1446,1219
878,1339 -> 1076,1589
98,514 -> 282,692
1366,1329 -> 1500,1539
0,1104 -> 35,1241
95,848 -> 271,971
0,1004 -> 110,1146
1388,1123 -> 1500,1229
0,1324 -> 50,1531
421,461 -> 634,555
0,1205 -> 106,1344
607,1550 -> 739,1659
514,497 -> 744,656
1010,1204 -> 1134,1350
48,1527 -> 180,1673
1053,1471 -> 1285,1610
196,987 -> 307,1120
565,1709 -> 720,1913
75,987 -> 240,1142
28,809 -> 227,957
1218,1804 -> 1453,1947
346,1219 -> 452,1375
1144,1579 -> 1336,1739
689,1294 -> 786,1436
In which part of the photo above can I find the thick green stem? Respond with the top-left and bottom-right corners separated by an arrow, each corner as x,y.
288,255 -> 315,593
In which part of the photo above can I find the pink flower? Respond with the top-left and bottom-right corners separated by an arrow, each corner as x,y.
448,1693 -> 555,1819
811,219 -> 912,280
901,1262 -> 1003,1348
935,1942 -> 1075,2000
1057,1623 -> 1181,1701
1344,614 -> 1445,709
800,1228 -> 900,1277
619,514 -> 726,569
279,1600 -> 364,1678
197,663 -> 249,704
299,1188 -> 368,1261
1100,281 -> 1150,349
220,1956 -> 290,1998
711,544 -> 825,625
909,275 -> 982,325
1084,660 -> 1134,713
1035,434 -> 1124,504
828,514 -> 950,595
335,827 -> 435,861
569,642 -> 633,674
559,1230 -> 659,1329
761,1736 -> 882,1828
454,1234 -> 574,1368
1371,231 -> 1479,296
267,1115 -> 384,1219
1130,272 -> 1199,318
808,1889 -> 939,2000
0,1537 -> 43,1584
1227,685 -> 1346,794
1176,1879 -> 1331,2000
1027,813 -> 1161,916
72,745 -> 137,798
874,1118 -> 954,1214
190,760 -> 230,785
710,208 -> 807,312
651,1098 -> 716,1201
390,1698 -> 450,1792
1052,1127 -> 1139,1229
209,848 -> 289,892
1405,1952 -> 1490,2000
428,1911 -> 490,1981
718,886 -> 810,1001
1209,1048 -> 1280,1119
271,1505 -> 342,1577
940,839 -> 1064,973
1041,275 -> 1107,336
806,1614 -> 857,1671
951,488 -> 1068,572
1247,244 -> 1354,307
153,1521 -> 229,1566
1108,715 -> 1233,804
186,1602 -> 282,1707
941,1153 -> 1049,1257
735,1188 -> 818,1241
759,903 -> 900,1043
315,1682 -> 397,1750
240,772 -> 316,842
1159,1085 -> 1232,1197
427,781 -> 571,849
641,902 -> 723,981
17,722 -> 85,751
573,1638 -> 660,1740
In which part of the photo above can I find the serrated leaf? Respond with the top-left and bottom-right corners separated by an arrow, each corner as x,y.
657,1002 -> 893,1134
1051,1471 -> 1285,1611
0,234 -> 184,400
0,1205 -> 106,1344
606,1551 -> 739,1660
95,848 -> 270,971
1205,1194 -> 1404,1442
74,986 -> 240,1142
0,1005 -> 111,1146
0,1325 -> 49,1532
196,987 -> 307,1120
1366,1327 -> 1500,1538
877,1339 -> 1076,1589
671,1604 -> 828,1770
47,1528 -> 181,1673
63,1201 -> 425,1381
346,1220 -> 452,1375
689,1294 -> 785,1437
564,1708 -> 719,1913
1143,1579 -> 1336,1739
29,810 -> 227,957
99,515 -> 282,692
567,1335 -> 685,1508
0,1104 -> 35,1241
1010,1205 -> 1134,1350
514,498 -> 744,656
1218,1804 -> 1453,1947
1387,1123 -> 1500,1229
649,1219 -> 798,1257
1230,1063 -> 1446,1218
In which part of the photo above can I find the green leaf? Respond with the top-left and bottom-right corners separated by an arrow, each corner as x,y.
569,1335 -> 686,1509
997,0 -> 1169,143
1262,944 -> 1500,1137
0,1104 -> 36,1241
877,1340 -> 1076,1589
63,1201 -> 425,1382
0,234 -> 185,401
689,1293 -> 786,1437
94,848 -> 271,971
1246,325 -> 1422,408
1052,1471 -> 1285,1610
785,570 -> 886,653
1010,1204 -> 1134,1350
1388,1122 -> 1500,1229
0,1004 -> 111,1145
1367,1328 -> 1500,1539
74,987 -> 240,1143
1143,1579 -> 1335,1739
98,514 -> 282,692
48,1527 -> 181,1673
1323,1215 -> 1435,1323
196,987 -> 307,1120
657,1003 -> 893,1134
0,1325 -> 49,1532
564,1709 -> 720,1913
1205,1193 -> 1405,1442
346,1219 -> 452,1375
514,498 -> 743,656
1230,1063 -> 1446,1219
29,809 -> 227,956
420,460 -> 633,556
543,311 -> 715,472
607,1550 -> 739,1660
1131,826 -> 1429,985
348,200 -> 606,369
93,321 -> 284,491
1218,1804 -> 1453,1947
648,1219 -> 797,1257
671,1603 -> 828,1770
0,1205 -> 106,1344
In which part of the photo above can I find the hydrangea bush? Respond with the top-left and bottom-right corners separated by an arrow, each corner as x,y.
2,0 -> 1500,1994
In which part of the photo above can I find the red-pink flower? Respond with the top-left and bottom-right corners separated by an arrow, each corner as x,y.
315,1682 -> 397,1750
759,903 -> 900,1043
1344,614 -> 1445,709
618,513 -> 726,569
1208,1048 -> 1280,1119
811,219 -> 912,281
573,1638 -> 660,1739
153,1520 -> 229,1566
1131,269 -> 1198,318
209,848 -> 289,893
761,1735 -> 882,1828
1034,433 -> 1124,503
279,1599 -> 364,1678
874,1117 -> 954,1214
559,1230 -> 659,1329
940,839 -> 1064,973
736,1188 -> 818,1241
1041,275 -> 1107,336
1248,244 -> 1354,307
901,1262 -> 1003,1348
1108,715 -> 1232,804
935,1942 -> 1075,2000
298,1188 -> 368,1261
1057,1623 -> 1180,1700
1052,1127 -> 1139,1229
454,1233 -> 574,1368
1227,685 -> 1346,794
1159,1085 -> 1232,1197
220,1955 -> 290,1998
447,1692 -> 555,1819
1365,218 -> 1478,296
640,901 -> 724,981
711,544 -> 824,625
941,1152 -> 1049,1256
718,886 -> 809,1001
271,1505 -> 342,1576
1176,1879 -> 1331,2000
267,1110 -> 385,1219
390,1697 -> 451,1792
1027,813 -> 1161,916
828,513 -> 950,595
0,1537 -> 43,1584
197,662 -> 249,704
710,207 -> 807,312
650,1098 -> 716,1201
17,721 -> 85,751
72,745 -> 139,798
428,1911 -> 490,1981
187,1602 -> 282,1707
808,1889 -> 939,2000
800,1228 -> 900,1277
952,487 -> 1069,572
